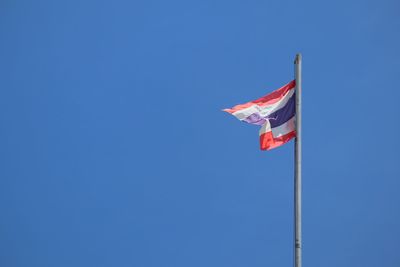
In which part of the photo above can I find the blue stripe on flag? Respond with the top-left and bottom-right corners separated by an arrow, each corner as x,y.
268,93 -> 295,128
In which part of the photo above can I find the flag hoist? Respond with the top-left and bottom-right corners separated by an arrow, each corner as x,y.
223,54 -> 302,267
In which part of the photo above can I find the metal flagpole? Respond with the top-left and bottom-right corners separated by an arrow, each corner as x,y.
294,53 -> 302,267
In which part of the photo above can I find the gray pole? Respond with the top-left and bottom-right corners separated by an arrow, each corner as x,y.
294,53 -> 302,267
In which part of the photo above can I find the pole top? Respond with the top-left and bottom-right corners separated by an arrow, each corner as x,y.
295,53 -> 302,64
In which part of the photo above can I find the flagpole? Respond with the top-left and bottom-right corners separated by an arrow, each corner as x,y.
294,53 -> 302,267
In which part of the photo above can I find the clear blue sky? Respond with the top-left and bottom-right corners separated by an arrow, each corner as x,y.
1,0 -> 399,266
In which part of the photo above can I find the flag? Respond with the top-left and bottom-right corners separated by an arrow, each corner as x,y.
223,80 -> 296,150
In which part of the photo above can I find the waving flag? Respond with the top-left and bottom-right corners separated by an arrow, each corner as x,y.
223,80 -> 296,150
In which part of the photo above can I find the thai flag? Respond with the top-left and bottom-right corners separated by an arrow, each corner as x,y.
223,80 -> 296,150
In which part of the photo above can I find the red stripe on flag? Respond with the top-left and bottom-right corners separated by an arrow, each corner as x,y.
224,80 -> 295,114
260,130 -> 296,150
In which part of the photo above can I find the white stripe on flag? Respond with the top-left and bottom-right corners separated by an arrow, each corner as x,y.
271,116 -> 295,137
259,120 -> 271,136
232,88 -> 295,120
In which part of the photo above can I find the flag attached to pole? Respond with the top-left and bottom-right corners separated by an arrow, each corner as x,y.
223,80 -> 296,150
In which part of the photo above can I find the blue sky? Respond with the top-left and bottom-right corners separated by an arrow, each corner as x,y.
1,0 -> 399,266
